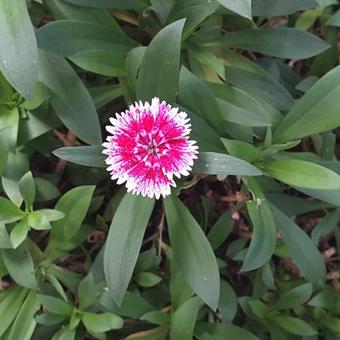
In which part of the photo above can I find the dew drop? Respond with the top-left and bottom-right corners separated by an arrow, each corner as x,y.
3,60 -> 7,64
32,60 -> 37,64
203,275 -> 208,281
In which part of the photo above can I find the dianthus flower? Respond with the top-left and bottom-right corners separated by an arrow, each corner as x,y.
102,98 -> 198,199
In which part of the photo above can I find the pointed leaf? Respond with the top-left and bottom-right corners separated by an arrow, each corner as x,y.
241,178 -> 277,271
193,152 -> 261,176
170,297 -> 203,340
82,312 -> 124,332
1,243 -> 37,289
205,28 -> 329,60
270,204 -> 326,288
18,171 -> 36,209
53,146 -> 106,168
164,195 -> 220,310
274,66 -> 340,143
137,19 -> 185,103
38,51 -> 102,145
217,0 -> 251,19
104,193 -> 155,305
63,0 -> 148,10
265,159 -> 340,190
0,0 -> 38,99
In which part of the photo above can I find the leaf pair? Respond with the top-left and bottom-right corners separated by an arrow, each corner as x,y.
103,193 -> 220,311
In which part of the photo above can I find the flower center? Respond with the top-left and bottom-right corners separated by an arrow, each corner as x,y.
147,142 -> 159,155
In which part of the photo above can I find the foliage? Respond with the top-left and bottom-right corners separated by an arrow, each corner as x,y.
0,0 -> 340,339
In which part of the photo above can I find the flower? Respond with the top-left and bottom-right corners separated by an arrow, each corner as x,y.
102,98 -> 199,199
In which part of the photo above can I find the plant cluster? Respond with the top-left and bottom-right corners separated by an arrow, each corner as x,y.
1,0 -> 340,339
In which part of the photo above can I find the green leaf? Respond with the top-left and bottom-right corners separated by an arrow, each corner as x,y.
0,198 -> 25,224
53,146 -> 106,168
82,312 -> 124,332
270,204 -> 326,288
164,195 -> 220,310
1,243 -> 37,289
167,0 -> 219,39
241,200 -> 276,271
218,280 -> 237,322
134,272 -> 162,288
169,258 -> 193,310
1,151 -> 29,207
18,172 -> 36,209
0,286 -> 28,337
46,273 -> 68,302
78,274 -> 95,310
252,0 -> 317,16
0,127 -> 10,176
37,20 -> 136,57
52,326 -> 75,340
248,300 -> 271,319
170,297 -> 203,340
308,289 -> 339,309
135,248 -> 161,274
275,283 -> 313,310
267,193 -> 329,217
63,0 -> 149,10
70,51 -> 125,76
28,211 -> 51,230
7,290 -> 40,340
36,312 -> 67,326
265,159 -> 340,190
38,51 -> 102,145
10,218 -> 29,249
208,212 -> 233,250
136,19 -> 185,103
217,0 -> 251,19
104,193 -> 155,305
322,314 -> 340,333
271,315 -> 317,336
295,187 -> 340,206
35,179 -> 60,202
126,46 -> 147,98
90,84 -> 123,108
37,295 -> 72,316
311,210 -> 340,244
0,223 -> 12,249
140,311 -> 170,326
178,67 -> 224,134
222,139 -> 259,163
209,82 -> 272,127
44,0 -> 122,26
22,82 -> 49,111
38,209 -> 65,222
327,10 -> 340,27
46,186 -> 95,258
0,0 -> 38,99
205,28 -> 329,60
241,178 -> 277,271
195,322 -> 259,340
98,290 -> 155,319
192,152 -> 261,176
274,66 -> 340,143
225,67 -> 293,112
185,108 -> 225,153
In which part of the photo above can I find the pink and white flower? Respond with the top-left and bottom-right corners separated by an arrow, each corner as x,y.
102,98 -> 198,199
